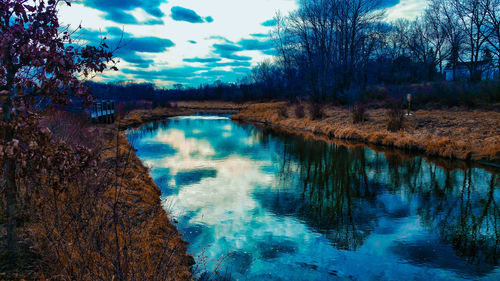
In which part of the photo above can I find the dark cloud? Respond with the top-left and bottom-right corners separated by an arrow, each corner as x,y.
207,36 -> 233,43
238,39 -> 274,51
121,37 -> 174,53
82,28 -> 174,68
201,70 -> 234,77
105,26 -> 125,37
261,19 -> 277,27
205,61 -> 252,68
122,66 -> 208,79
261,49 -> 278,56
232,67 -> 251,73
83,0 -> 165,24
197,70 -> 248,83
183,57 -> 222,63
380,0 -> 400,8
171,6 -> 211,23
213,44 -> 242,52
122,64 -> 248,86
188,40 -> 197,44
212,43 -> 252,61
118,53 -> 154,68
251,33 -> 270,38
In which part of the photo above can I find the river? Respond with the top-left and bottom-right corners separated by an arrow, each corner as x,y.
127,115 -> 499,281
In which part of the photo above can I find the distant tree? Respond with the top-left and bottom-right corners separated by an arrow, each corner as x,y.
172,83 -> 184,90
449,0 -> 490,81
272,0 -> 384,101
424,3 -> 448,75
0,0 -> 115,258
483,0 -> 500,78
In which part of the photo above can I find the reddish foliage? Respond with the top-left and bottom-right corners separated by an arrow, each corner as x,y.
0,0 -> 116,276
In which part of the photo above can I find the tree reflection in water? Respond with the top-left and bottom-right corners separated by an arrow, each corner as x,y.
257,128 -> 499,267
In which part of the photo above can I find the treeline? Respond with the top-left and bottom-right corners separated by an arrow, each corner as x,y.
88,79 -> 500,110
257,0 -> 500,102
89,0 -> 500,107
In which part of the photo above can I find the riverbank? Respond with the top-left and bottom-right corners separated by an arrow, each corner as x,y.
99,127 -> 195,279
119,101 -> 250,129
1,111 -> 194,280
232,102 -> 500,163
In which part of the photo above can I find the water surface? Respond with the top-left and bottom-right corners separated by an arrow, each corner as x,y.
128,115 -> 499,280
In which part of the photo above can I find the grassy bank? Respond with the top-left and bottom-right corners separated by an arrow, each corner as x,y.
233,102 -> 500,162
1,110 -> 194,280
120,107 -> 195,128
119,102 -> 249,129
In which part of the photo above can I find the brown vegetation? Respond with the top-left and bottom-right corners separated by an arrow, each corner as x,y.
120,101 -> 249,129
351,103 -> 368,124
176,101 -> 249,113
233,102 -> 500,162
120,107 -> 195,129
386,102 -> 405,132
1,111 -> 193,280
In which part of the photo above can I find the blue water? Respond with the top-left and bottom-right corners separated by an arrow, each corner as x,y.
127,115 -> 499,281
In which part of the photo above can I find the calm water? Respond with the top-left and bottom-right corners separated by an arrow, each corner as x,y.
127,115 -> 499,281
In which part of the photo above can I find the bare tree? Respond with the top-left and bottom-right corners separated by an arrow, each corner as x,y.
429,0 -> 465,81
451,0 -> 490,81
271,0 -> 384,101
424,3 -> 449,74
483,0 -> 500,78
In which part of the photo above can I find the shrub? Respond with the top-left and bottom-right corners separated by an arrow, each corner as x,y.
309,103 -> 325,120
386,99 -> 405,132
352,103 -> 368,123
295,104 -> 305,118
279,106 -> 288,118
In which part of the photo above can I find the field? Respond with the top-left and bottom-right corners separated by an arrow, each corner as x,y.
233,102 -> 500,163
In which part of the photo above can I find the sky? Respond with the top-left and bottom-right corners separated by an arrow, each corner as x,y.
58,0 -> 429,88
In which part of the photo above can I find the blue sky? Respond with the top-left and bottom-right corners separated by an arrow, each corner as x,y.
59,0 -> 428,88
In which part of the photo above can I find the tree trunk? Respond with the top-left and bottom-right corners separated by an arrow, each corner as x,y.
498,57 -> 500,80
3,80 -> 17,259
4,157 -> 17,258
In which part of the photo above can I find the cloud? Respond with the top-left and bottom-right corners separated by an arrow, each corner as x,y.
380,0 -> 401,8
207,36 -> 234,43
122,66 -> 208,80
188,40 -> 197,44
261,19 -> 277,27
83,0 -> 165,24
205,61 -> 252,68
238,39 -> 274,51
118,53 -> 154,68
171,6 -> 212,23
232,67 -> 251,73
201,70 -> 235,77
385,0 -> 428,20
212,44 -> 253,61
251,33 -> 270,38
121,37 -> 175,53
81,28 -> 174,68
183,57 -> 222,63
261,49 -> 278,56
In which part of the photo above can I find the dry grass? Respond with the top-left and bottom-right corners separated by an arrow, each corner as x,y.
98,127 -> 194,280
1,111 -> 194,280
175,101 -> 249,111
33,126 -> 194,280
233,102 -> 500,162
120,107 -> 195,128
120,102 -> 250,128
